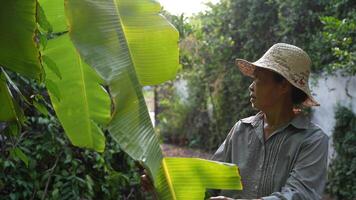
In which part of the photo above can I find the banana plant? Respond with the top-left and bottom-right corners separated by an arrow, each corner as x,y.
1,0 -> 242,198
64,0 -> 177,179
63,0 -> 242,197
0,0 -> 43,125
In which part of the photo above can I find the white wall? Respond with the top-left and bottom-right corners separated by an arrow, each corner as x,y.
310,72 -> 356,158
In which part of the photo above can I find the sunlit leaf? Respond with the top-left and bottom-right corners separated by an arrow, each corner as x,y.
43,34 -> 111,152
42,55 -> 62,79
45,79 -> 61,102
156,158 -> 242,200
65,0 -> 179,179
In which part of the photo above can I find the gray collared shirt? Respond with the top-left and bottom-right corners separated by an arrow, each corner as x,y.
211,112 -> 329,200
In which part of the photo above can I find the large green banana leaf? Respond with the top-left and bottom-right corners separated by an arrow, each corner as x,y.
0,0 -> 43,80
156,158 -> 242,199
64,0 -> 178,179
42,34 -> 111,152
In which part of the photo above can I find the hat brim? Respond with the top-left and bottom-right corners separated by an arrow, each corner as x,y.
235,59 -> 256,78
234,58 -> 320,107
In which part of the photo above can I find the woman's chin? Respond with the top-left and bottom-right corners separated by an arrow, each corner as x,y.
250,102 -> 256,109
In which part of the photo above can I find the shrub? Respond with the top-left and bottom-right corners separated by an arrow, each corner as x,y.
0,76 -> 145,200
326,106 -> 356,199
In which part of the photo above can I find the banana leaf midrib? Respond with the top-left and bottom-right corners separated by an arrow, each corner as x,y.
162,159 -> 177,200
76,50 -> 93,147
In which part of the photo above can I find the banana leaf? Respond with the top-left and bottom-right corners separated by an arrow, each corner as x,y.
0,0 -> 43,80
42,0 -> 242,198
42,34 -> 111,152
64,0 -> 178,179
156,158 -> 242,199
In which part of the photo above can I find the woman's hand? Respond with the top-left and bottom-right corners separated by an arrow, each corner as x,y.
140,169 -> 155,192
209,196 -> 235,200
140,169 -> 159,199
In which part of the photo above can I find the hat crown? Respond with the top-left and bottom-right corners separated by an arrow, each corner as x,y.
259,43 -> 311,74
255,43 -> 312,89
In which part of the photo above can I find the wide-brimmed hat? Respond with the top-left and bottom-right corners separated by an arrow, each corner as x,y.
235,43 -> 319,107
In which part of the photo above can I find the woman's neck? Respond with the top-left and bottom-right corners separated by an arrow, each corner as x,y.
262,100 -> 296,139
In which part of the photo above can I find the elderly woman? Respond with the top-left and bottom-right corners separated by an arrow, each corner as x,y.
209,43 -> 329,200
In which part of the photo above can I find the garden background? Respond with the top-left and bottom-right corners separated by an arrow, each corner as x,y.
1,0 -> 355,199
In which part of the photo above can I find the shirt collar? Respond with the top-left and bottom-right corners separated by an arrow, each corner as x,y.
289,112 -> 310,129
241,111 -> 310,130
241,111 -> 264,127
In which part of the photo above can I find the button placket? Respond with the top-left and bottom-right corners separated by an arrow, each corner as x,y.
257,140 -> 266,196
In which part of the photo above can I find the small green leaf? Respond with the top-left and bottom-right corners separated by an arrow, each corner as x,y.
45,79 -> 61,102
10,147 -> 29,167
38,32 -> 48,50
2,123 -> 20,137
52,188 -> 59,198
8,123 -> 20,136
42,55 -> 62,79
36,3 -> 53,33
33,100 -> 49,116
1,68 -> 31,105
0,72 -> 17,122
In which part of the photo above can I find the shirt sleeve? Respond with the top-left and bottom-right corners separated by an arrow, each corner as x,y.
261,129 -> 329,200
206,122 -> 239,199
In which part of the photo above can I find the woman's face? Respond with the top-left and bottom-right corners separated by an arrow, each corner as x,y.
249,68 -> 290,111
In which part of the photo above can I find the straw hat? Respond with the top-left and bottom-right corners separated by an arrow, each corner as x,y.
235,43 -> 319,107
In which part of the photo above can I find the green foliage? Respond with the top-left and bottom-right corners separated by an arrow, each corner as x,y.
327,106 -> 356,199
320,16 -> 356,75
0,76 -> 145,200
2,0 -> 355,198
157,9 -> 255,151
0,71 -> 22,122
157,0 -> 356,152
2,1 -> 244,199
64,0 -> 180,180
